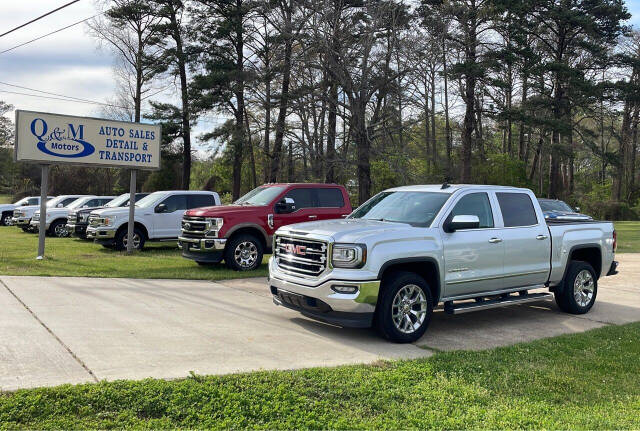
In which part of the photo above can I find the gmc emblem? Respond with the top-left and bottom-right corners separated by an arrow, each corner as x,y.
284,243 -> 306,255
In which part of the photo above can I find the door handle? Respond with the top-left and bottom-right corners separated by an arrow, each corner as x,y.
536,234 -> 548,240
488,237 -> 502,244
308,215 -> 318,219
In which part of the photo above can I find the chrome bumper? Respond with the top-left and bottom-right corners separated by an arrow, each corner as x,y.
30,220 -> 49,229
178,236 -> 227,252
86,227 -> 117,240
268,274 -> 380,314
13,217 -> 30,225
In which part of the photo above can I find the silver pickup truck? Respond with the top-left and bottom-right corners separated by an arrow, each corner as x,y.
268,185 -> 618,343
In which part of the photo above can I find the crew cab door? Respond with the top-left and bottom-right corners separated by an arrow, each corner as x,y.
271,188 -> 318,230
313,187 -> 351,220
441,192 -> 505,298
495,192 -> 550,289
153,194 -> 188,238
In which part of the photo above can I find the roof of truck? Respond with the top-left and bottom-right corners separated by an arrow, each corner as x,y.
386,184 -> 532,193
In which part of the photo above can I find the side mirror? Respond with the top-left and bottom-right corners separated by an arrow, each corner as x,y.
275,197 -> 296,214
155,203 -> 168,213
57,204 -> 64,208
444,215 -> 480,233
574,207 -> 581,213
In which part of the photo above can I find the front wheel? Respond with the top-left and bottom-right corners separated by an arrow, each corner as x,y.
48,219 -> 69,238
375,271 -> 433,343
114,227 -> 146,251
555,261 -> 598,314
224,234 -> 263,271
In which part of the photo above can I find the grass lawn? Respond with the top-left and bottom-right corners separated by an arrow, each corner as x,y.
0,226 -> 268,280
0,323 -> 638,429
0,195 -> 10,204
614,222 -> 640,253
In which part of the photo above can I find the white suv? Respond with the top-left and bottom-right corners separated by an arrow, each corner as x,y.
87,190 -> 221,250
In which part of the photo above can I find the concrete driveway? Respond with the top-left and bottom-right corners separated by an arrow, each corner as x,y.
1,254 -> 639,391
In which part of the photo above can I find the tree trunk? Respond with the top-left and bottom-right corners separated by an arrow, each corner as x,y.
231,0 -> 245,200
325,80 -> 338,183
442,33 -> 452,179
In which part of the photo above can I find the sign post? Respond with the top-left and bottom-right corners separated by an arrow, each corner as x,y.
36,164 -> 50,260
127,169 -> 137,253
14,110 -> 161,259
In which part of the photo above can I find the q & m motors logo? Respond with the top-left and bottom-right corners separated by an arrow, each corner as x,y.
283,243 -> 307,256
30,117 -> 95,158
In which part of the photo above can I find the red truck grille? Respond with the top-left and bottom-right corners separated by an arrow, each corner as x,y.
275,235 -> 328,276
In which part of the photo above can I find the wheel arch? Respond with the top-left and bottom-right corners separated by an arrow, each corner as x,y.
565,244 -> 602,281
377,258 -> 441,304
226,224 -> 269,251
116,221 -> 149,240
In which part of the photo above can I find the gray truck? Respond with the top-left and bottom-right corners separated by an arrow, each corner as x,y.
269,185 -> 618,343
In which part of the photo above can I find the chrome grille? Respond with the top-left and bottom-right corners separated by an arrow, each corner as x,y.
67,211 -> 79,224
275,235 -> 328,276
13,210 -> 20,217
32,213 -> 40,222
181,216 -> 212,238
88,214 -> 103,227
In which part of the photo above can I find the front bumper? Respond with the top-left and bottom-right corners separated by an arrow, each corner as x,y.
66,223 -> 88,237
86,226 -> 117,240
30,220 -> 49,230
13,217 -> 31,226
269,270 -> 381,328
178,236 -> 226,252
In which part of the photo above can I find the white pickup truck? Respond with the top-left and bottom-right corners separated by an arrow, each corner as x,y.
13,195 -> 85,232
269,184 -> 618,342
86,190 -> 220,250
0,196 -> 42,226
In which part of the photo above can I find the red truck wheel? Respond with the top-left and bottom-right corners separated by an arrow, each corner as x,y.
224,234 -> 263,271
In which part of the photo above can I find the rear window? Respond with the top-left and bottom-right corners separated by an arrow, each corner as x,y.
285,188 -> 314,209
316,188 -> 344,208
496,192 -> 538,227
189,194 -> 216,209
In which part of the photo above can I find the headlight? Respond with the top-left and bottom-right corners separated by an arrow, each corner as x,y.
206,217 -> 224,230
332,243 -> 367,268
103,216 -> 116,226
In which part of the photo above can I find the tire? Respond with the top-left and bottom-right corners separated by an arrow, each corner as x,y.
224,234 -> 263,271
48,219 -> 69,238
1,212 -> 12,226
21,226 -> 30,232
113,226 -> 146,251
375,271 -> 433,343
555,261 -> 598,314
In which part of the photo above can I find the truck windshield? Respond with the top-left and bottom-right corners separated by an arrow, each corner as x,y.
539,199 -> 573,212
349,191 -> 450,227
67,198 -> 92,209
46,196 -> 70,208
105,194 -> 130,208
135,192 -> 163,208
235,186 -> 285,206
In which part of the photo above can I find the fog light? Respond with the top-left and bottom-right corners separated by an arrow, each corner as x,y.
331,285 -> 359,294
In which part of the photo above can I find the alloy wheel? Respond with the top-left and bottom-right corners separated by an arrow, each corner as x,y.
123,233 -> 141,249
392,284 -> 428,334
573,269 -> 594,307
234,241 -> 258,268
54,224 -> 68,237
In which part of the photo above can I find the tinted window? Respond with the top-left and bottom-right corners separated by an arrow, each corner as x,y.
285,188 -> 314,209
159,195 -> 188,212
83,199 -> 100,207
27,198 -> 39,205
449,193 -> 494,228
316,188 -> 344,208
497,192 -> 538,227
189,194 -> 216,209
61,198 -> 79,207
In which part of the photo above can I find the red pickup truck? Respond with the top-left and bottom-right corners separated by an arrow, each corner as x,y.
178,183 -> 352,270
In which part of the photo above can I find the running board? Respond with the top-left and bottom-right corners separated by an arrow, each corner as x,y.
444,292 -> 553,315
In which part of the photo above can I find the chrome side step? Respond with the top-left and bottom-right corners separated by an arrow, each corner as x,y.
444,292 -> 553,315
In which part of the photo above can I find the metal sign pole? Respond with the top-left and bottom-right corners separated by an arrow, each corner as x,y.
36,164 -> 49,260
127,169 -> 137,253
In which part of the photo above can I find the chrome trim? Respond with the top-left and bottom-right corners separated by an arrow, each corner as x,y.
178,236 -> 226,252
449,292 -> 552,314
445,270 -> 549,285
442,284 -> 547,301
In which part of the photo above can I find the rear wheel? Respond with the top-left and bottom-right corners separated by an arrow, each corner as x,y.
224,234 -> 263,271
1,213 -> 12,226
555,261 -> 597,314
375,271 -> 433,343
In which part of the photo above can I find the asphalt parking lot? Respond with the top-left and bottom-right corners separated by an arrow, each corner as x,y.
1,254 -> 639,391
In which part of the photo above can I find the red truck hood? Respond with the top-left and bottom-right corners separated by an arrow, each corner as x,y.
186,204 -> 268,217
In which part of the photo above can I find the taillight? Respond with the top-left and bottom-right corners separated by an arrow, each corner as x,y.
613,230 -> 617,252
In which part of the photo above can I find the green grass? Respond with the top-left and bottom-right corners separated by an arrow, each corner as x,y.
0,195 -> 10,204
0,226 -> 268,280
614,222 -> 640,253
0,323 -> 638,429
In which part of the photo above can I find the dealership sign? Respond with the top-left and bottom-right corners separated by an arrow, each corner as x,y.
15,110 -> 161,170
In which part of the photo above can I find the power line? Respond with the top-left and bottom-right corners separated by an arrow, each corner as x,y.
0,80 -> 113,106
0,0 -> 81,39
0,14 -> 101,55
0,89 -> 126,109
